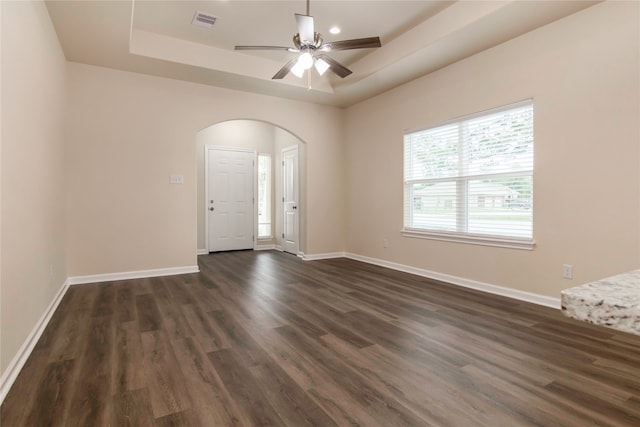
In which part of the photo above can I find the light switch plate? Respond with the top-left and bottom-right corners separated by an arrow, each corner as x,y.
170,174 -> 184,184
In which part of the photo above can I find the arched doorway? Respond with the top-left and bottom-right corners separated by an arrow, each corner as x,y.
196,120 -> 306,255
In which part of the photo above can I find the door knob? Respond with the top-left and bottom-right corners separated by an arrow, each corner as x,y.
293,206 -> 297,210
209,207 -> 214,211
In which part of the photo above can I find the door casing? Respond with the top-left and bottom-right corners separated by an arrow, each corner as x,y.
282,145 -> 299,255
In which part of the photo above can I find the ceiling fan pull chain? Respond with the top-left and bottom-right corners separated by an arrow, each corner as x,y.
307,70 -> 312,91
306,0 -> 310,16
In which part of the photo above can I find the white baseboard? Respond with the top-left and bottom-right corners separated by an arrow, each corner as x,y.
345,253 -> 560,309
68,265 -> 200,285
255,244 -> 276,251
0,279 -> 70,404
302,252 -> 347,261
285,250 -> 558,307
274,245 -> 283,252
200,246 -> 276,254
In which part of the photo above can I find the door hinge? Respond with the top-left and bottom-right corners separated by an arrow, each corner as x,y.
282,233 -> 284,238
282,160 -> 284,166
282,197 -> 285,202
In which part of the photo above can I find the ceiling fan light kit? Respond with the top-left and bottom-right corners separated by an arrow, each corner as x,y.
314,58 -> 330,76
298,51 -> 314,70
234,0 -> 381,80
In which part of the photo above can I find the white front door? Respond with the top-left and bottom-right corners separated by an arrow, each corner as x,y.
282,146 -> 299,255
207,148 -> 254,252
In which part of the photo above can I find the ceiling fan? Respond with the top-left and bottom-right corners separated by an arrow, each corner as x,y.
234,0 -> 381,80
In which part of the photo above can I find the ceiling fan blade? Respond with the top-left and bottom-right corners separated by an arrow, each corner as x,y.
272,57 -> 300,79
321,37 -> 381,51
235,45 -> 298,52
295,13 -> 315,44
315,54 -> 352,78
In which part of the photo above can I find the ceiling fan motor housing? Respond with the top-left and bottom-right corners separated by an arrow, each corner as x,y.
293,32 -> 323,50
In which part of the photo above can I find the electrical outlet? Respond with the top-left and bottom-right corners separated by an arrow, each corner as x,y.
382,238 -> 388,248
562,264 -> 573,279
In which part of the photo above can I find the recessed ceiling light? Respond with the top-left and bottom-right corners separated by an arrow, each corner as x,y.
329,26 -> 341,35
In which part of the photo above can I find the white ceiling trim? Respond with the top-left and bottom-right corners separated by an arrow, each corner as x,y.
129,29 -> 335,94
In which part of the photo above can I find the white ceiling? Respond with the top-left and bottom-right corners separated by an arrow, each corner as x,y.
45,0 -> 599,107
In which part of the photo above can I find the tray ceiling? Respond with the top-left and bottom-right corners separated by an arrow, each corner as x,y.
45,1 -> 599,107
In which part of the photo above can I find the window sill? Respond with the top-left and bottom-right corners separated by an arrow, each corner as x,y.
401,228 -> 535,250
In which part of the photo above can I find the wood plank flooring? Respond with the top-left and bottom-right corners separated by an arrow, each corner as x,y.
3,250 -> 640,426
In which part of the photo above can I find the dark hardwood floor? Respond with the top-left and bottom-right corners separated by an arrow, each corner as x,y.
3,250 -> 640,426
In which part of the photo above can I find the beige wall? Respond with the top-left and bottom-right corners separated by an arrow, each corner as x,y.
1,1 -> 68,373
345,1 -> 640,298
65,63 -> 345,277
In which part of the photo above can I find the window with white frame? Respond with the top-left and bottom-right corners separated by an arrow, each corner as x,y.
403,100 -> 534,249
257,154 -> 272,238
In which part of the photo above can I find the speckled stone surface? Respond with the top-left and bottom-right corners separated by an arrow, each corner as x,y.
561,269 -> 640,335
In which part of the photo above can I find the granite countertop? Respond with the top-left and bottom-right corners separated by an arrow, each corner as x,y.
561,269 -> 640,335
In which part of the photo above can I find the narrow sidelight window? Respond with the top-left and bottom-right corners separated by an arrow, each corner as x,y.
258,154 -> 272,238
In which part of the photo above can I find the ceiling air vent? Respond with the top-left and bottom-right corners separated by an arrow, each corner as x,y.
192,11 -> 218,29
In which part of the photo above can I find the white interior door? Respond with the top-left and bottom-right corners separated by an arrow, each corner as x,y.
207,148 -> 254,252
282,146 -> 299,255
